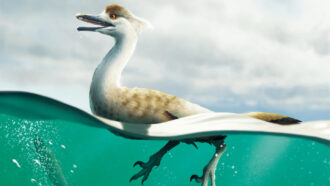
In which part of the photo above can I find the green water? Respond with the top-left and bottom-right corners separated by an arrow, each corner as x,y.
0,92 -> 329,186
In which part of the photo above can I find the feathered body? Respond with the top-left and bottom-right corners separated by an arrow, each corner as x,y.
91,87 -> 210,123
78,4 -> 299,125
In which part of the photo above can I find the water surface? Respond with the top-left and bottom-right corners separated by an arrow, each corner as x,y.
0,92 -> 329,186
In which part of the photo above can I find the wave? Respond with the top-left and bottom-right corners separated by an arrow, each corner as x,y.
0,91 -> 329,145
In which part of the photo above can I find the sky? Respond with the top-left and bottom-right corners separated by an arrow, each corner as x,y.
0,0 -> 329,121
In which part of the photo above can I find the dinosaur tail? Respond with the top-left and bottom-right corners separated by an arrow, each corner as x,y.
243,112 -> 301,125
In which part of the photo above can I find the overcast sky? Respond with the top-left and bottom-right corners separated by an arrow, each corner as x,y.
0,0 -> 329,121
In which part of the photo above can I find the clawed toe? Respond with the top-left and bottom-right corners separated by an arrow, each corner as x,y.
190,139 -> 227,186
190,174 -> 202,183
130,169 -> 151,184
130,141 -> 180,184
133,161 -> 144,167
130,159 -> 156,184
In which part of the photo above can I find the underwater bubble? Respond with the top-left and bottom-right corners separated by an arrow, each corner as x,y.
231,165 -> 235,169
70,170 -> 74,173
12,159 -> 21,168
226,153 -> 230,157
49,141 -> 53,145
60,145 -> 66,149
31,178 -> 36,183
73,164 -> 77,168
34,159 -> 41,166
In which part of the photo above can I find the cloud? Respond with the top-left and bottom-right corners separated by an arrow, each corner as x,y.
0,0 -> 329,117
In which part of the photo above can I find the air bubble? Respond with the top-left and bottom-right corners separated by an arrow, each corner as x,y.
12,159 -> 21,168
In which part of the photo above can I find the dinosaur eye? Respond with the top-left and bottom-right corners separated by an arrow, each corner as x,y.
110,14 -> 117,19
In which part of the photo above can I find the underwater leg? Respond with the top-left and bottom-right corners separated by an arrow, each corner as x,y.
190,139 -> 226,186
130,140 -> 180,184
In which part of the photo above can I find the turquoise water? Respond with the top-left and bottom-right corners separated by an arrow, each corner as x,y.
0,92 -> 329,186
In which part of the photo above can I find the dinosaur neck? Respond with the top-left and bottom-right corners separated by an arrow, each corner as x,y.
92,34 -> 138,90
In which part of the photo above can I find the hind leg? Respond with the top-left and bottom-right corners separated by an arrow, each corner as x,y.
190,138 -> 227,186
130,140 -> 180,184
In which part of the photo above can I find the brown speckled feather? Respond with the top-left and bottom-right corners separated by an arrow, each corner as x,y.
244,112 -> 301,125
91,87 -> 210,124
